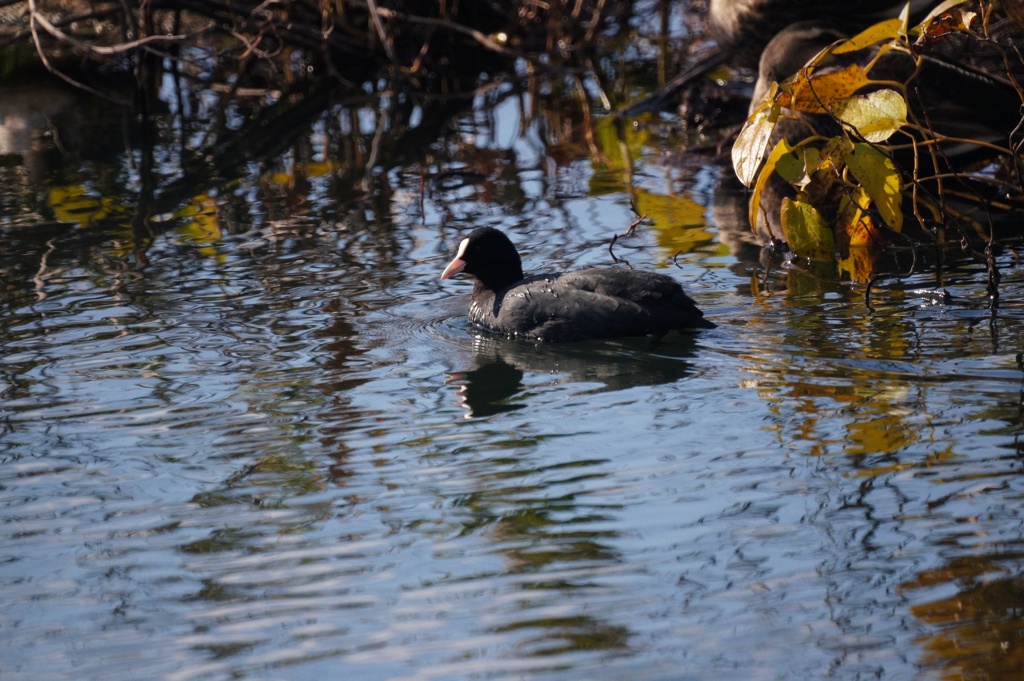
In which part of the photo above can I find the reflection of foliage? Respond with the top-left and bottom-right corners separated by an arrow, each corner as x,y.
0,1 -> 650,242
0,0 -> 725,282
48,185 -> 131,229
903,563 -> 1024,680
494,616 -> 630,656
732,3 -> 1024,282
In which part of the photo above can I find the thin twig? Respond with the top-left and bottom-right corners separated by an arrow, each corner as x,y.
986,242 -> 1001,305
354,2 -> 519,57
26,0 -> 119,101
762,239 -> 778,295
33,237 -> 57,301
609,201 -> 645,265
864,271 -> 884,312
28,1 -> 193,55
583,0 -> 607,44
365,0 -> 398,65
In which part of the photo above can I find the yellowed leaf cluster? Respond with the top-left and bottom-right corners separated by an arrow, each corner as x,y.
731,1 -> 984,280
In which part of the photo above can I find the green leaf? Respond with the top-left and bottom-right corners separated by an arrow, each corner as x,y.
845,143 -> 903,232
832,89 -> 907,142
733,84 -> 781,187
775,150 -> 805,186
781,195 -> 836,261
775,146 -> 824,191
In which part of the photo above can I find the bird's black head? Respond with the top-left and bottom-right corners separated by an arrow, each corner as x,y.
440,227 -> 525,292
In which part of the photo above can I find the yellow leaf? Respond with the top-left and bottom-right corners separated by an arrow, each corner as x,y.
836,187 -> 888,282
775,149 -> 805,186
820,135 -> 854,166
837,187 -> 873,244
780,195 -> 836,261
844,143 -> 903,231
784,63 -> 873,114
918,0 -> 971,31
749,137 -> 794,229
800,136 -> 852,204
801,146 -> 823,176
832,89 -> 907,142
832,17 -> 904,54
776,146 -> 824,191
733,84 -> 781,187
837,245 -> 877,282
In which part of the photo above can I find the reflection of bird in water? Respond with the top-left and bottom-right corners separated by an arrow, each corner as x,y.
445,356 -> 525,419
445,335 -> 698,418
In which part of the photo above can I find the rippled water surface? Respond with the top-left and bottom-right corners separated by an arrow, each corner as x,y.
4,86 -> 1024,681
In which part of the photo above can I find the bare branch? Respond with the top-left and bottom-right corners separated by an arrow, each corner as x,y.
27,0 -> 197,55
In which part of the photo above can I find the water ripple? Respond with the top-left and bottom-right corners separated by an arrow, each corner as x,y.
4,207 -> 1024,681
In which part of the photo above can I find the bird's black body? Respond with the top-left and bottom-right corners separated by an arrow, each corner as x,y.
440,228 -> 714,343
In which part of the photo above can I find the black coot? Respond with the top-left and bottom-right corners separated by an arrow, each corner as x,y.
440,227 -> 715,342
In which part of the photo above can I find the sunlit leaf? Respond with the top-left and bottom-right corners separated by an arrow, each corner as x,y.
783,63 -> 873,114
775,150 -> 805,186
801,146 -> 823,180
780,195 -> 835,261
832,18 -> 903,54
845,143 -> 903,231
930,8 -> 975,34
803,136 -> 851,204
776,146 -> 824,191
835,188 -> 872,277
842,193 -> 876,250
837,244 -> 878,282
749,137 -> 794,229
836,186 -> 889,281
819,135 -> 856,177
832,89 -> 907,142
733,84 -> 781,187
918,0 -> 972,31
